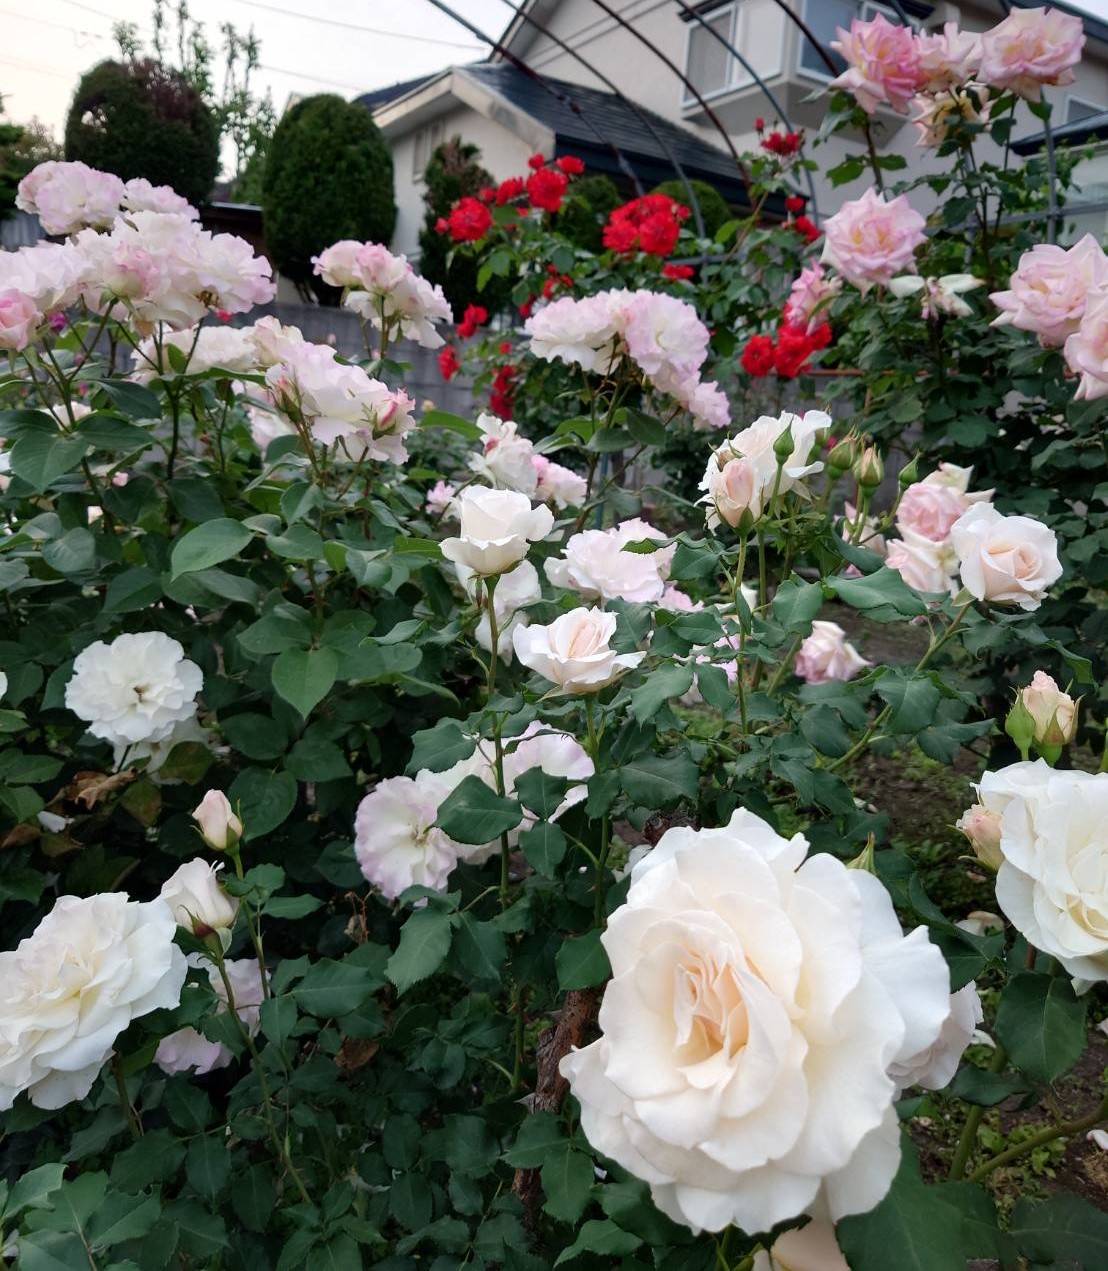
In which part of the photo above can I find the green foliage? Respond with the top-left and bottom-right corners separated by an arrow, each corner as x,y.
263,94 -> 395,296
650,177 -> 732,238
560,174 -> 622,251
64,59 -> 219,205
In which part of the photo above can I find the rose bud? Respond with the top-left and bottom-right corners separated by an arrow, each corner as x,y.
192,790 -> 243,852
956,803 -> 1003,870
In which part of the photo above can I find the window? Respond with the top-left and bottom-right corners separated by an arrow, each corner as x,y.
682,1 -> 784,104
412,120 -> 445,181
684,4 -> 738,101
797,1 -> 908,81
1066,95 -> 1105,125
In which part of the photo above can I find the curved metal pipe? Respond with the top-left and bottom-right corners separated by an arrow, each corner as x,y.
421,0 -> 646,195
494,0 -> 708,237
672,0 -> 820,223
584,0 -> 752,201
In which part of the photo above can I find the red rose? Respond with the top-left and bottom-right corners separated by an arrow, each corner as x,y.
498,340 -> 513,355
478,186 -> 496,203
542,277 -> 558,299
447,197 -> 493,242
793,215 -> 821,243
490,364 -> 518,418
755,117 -> 765,131
434,216 -> 449,235
527,152 -> 546,170
438,346 -> 461,381
602,194 -> 686,257
556,155 -> 585,175
495,177 -> 526,206
602,219 -> 638,253
526,167 -> 569,213
785,194 -> 805,213
809,322 -> 832,350
518,298 -> 534,319
662,263 -> 695,281
457,304 -> 488,339
740,334 -> 775,377
638,212 -> 681,256
773,326 -> 815,378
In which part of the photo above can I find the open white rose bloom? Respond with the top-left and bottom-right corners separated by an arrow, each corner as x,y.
561,809 -> 952,1233
0,893 -> 187,1110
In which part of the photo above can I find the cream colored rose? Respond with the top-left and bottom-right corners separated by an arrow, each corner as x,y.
1019,670 -> 1078,746
512,606 -> 644,694
0,893 -> 187,1110
160,858 -> 239,938
561,808 -> 952,1233
986,763 -> 1108,982
440,486 -> 553,577
793,621 -> 870,685
753,1220 -> 849,1271
889,982 -> 982,1091
192,790 -> 243,851
545,518 -> 674,604
956,803 -> 1003,870
950,503 -> 1061,611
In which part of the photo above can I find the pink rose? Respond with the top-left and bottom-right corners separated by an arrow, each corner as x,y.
979,7 -> 1085,100
1064,292 -> 1108,401
17,160 -> 123,236
0,289 -> 41,351
915,22 -> 981,92
886,529 -> 958,596
990,235 -> 1108,347
1019,670 -> 1078,746
794,620 -> 870,684
911,86 -> 991,147
821,189 -> 927,293
896,480 -> 970,542
950,503 -> 1062,611
783,261 -> 842,333
956,804 -> 1003,870
425,479 -> 457,517
830,13 -> 923,114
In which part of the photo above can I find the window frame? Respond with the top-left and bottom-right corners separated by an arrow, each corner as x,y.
1065,94 -> 1105,126
681,1 -> 741,107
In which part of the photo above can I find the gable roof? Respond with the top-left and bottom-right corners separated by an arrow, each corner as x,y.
460,62 -> 751,205
354,75 -> 439,113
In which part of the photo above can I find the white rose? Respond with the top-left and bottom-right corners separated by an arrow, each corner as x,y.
534,456 -> 587,509
456,559 -> 542,661
545,518 -> 674,604
65,631 -> 204,748
922,462 -> 993,504
155,956 -> 266,1076
441,487 -> 554,577
353,769 -> 464,900
753,1220 -> 849,1271
987,764 -> 1108,981
512,606 -> 644,694
0,893 -> 187,1110
1018,670 -> 1078,746
889,983 -> 982,1091
111,715 -> 220,782
700,411 -> 827,528
160,858 -> 239,937
192,790 -> 244,851
951,503 -> 1062,610
0,670 -> 6,699
468,413 -> 539,496
560,808 -> 951,1233
885,528 -> 959,596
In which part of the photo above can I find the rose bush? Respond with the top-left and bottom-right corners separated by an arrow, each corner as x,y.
0,14 -> 1105,1262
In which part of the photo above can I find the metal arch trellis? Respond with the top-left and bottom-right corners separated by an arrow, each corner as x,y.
493,0 -> 711,239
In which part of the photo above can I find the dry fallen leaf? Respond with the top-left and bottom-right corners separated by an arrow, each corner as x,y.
66,768 -> 138,810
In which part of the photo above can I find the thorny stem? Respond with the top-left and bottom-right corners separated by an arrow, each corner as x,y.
949,1044 -> 1008,1180
968,1088 -> 1108,1183
484,576 -> 512,909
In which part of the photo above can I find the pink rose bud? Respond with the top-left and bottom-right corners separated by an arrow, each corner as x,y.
794,620 -> 871,685
159,857 -> 239,939
1019,670 -> 1078,748
956,804 -> 1003,870
191,790 -> 243,852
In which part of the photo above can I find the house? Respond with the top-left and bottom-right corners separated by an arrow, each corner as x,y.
362,0 -> 1108,257
1014,107 -> 1108,241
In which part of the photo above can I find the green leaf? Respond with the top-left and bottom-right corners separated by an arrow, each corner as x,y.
421,408 -> 480,440
109,1129 -> 185,1192
406,718 -> 477,774
995,971 -> 1087,1084
9,429 -> 89,492
227,768 -> 298,840
513,765 -> 571,820
556,930 -> 610,990
837,1142 -> 999,1270
630,664 -> 693,724
162,1199 -> 227,1258
170,518 -> 253,579
186,1135 -> 230,1200
948,1066 -> 1028,1107
504,1112 -> 566,1168
42,528 -> 96,575
96,379 -> 160,420
542,1147 -> 594,1223
293,958 -> 376,1017
434,774 -> 522,845
259,994 -> 298,1047
875,671 -> 941,734
103,566 -> 162,614
4,1163 -> 65,1216
799,704 -> 854,757
17,1231 -> 89,1271
272,647 -> 338,718
619,752 -> 698,806
452,912 -> 507,985
771,577 -> 824,631
554,1219 -> 642,1265
386,907 -> 455,995
519,821 -> 567,878
221,711 -> 289,761
232,1163 -> 276,1234
86,1190 -> 161,1248
829,568 -> 927,620
1009,1192 -> 1108,1267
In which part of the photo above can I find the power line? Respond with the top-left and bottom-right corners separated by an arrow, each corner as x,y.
224,0 -> 485,50
0,55 -> 80,81
0,7 -> 108,40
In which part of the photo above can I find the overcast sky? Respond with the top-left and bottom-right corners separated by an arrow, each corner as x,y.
4,0 -> 1108,137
